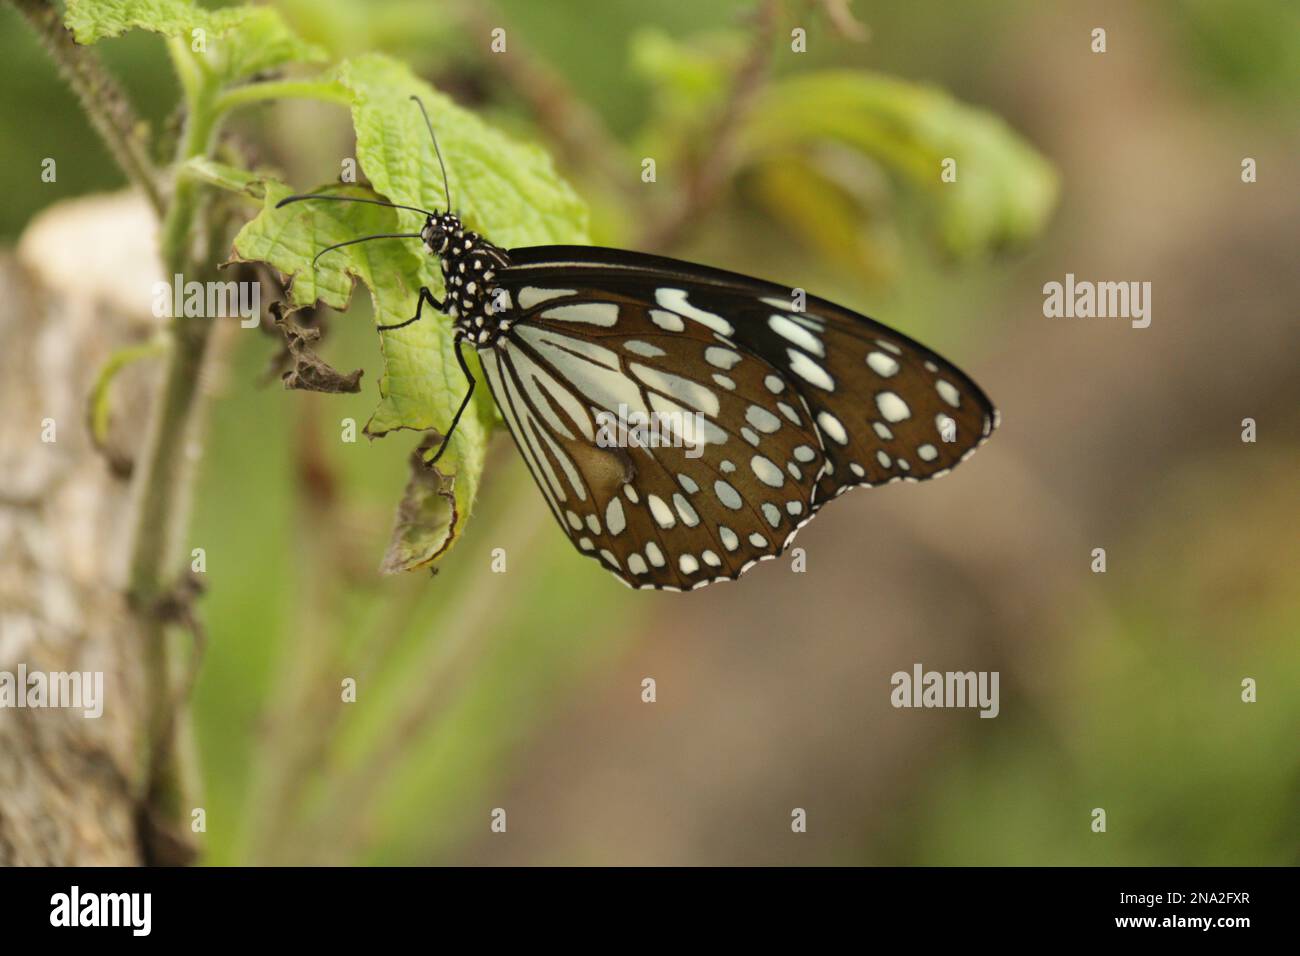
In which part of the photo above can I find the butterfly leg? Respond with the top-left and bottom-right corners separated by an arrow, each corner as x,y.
427,337 -> 476,467
376,286 -> 444,332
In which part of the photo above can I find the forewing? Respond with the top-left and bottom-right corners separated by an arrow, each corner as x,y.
501,247 -> 998,513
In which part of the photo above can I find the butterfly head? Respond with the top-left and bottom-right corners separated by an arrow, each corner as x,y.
420,212 -> 461,255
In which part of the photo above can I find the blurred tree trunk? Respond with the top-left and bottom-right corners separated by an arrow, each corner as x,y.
0,192 -> 171,865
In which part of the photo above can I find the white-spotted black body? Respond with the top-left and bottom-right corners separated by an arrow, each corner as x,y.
421,212 -> 513,346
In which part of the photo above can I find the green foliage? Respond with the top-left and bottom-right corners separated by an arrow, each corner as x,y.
65,0 -> 325,82
630,27 -> 741,114
64,0 -> 589,575
230,54 -> 588,570
1170,0 -> 1300,99
743,71 -> 1060,260
631,29 -> 1058,271
337,55 -> 588,251
64,0 -> 249,42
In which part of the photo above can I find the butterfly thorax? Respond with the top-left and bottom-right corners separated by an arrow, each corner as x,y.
422,212 -> 513,346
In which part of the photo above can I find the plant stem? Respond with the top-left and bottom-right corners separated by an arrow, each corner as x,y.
8,0 -> 165,215
127,47 -> 224,864
641,0 -> 779,250
215,78 -> 351,113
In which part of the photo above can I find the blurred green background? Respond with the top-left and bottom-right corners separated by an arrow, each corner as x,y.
2,0 -> 1296,864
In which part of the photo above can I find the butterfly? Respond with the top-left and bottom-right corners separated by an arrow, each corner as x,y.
279,98 -> 998,592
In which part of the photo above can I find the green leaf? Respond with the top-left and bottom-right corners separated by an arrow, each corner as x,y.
233,178 -> 490,573
379,434 -> 463,574
64,0 -> 324,82
628,28 -> 745,169
630,28 -> 739,111
86,336 -> 168,475
327,54 -> 589,440
218,6 -> 325,81
739,71 -> 1060,259
64,0 -> 243,43
180,157 -> 267,200
335,54 -> 589,251
746,148 -> 901,284
230,57 -> 588,572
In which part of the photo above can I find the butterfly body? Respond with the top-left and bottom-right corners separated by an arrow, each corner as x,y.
417,211 -> 513,344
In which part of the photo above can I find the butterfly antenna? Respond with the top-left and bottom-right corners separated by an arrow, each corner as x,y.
276,193 -> 437,217
410,96 -> 452,211
311,233 -> 422,267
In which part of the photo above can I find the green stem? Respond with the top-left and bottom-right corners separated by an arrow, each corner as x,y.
214,78 -> 351,114
127,45 -> 225,863
166,36 -> 204,111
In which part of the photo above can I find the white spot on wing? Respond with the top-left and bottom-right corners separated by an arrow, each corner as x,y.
768,314 -> 824,356
673,493 -> 700,527
876,391 -> 911,422
787,349 -> 835,391
816,411 -> 848,445
751,455 -> 784,488
624,340 -> 666,358
650,309 -> 685,332
648,494 -> 676,528
867,351 -> 900,377
517,287 -> 576,309
746,405 -> 782,434
656,288 -> 734,336
543,302 -> 619,326
605,497 -> 626,535
705,346 -> 741,370
714,480 -> 743,510
630,362 -> 720,416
